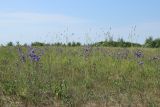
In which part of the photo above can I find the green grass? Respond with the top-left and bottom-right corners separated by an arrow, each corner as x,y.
0,46 -> 160,107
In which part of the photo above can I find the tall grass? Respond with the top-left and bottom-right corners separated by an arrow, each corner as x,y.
0,46 -> 160,107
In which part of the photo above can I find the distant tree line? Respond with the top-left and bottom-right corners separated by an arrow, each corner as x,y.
93,37 -> 160,48
93,38 -> 141,47
4,37 -> 160,48
5,41 -> 81,47
31,42 -> 81,47
144,37 -> 160,48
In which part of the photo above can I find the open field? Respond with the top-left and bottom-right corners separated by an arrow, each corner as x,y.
0,46 -> 160,107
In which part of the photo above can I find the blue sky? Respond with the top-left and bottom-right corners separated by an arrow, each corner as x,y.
0,0 -> 160,44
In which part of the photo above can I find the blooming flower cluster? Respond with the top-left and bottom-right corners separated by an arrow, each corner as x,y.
28,49 -> 40,62
18,46 -> 44,63
134,50 -> 143,58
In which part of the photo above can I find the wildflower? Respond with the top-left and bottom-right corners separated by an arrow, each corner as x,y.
17,45 -> 44,63
17,47 -> 26,62
150,56 -> 160,64
134,50 -> 143,58
138,61 -> 144,65
28,48 -> 41,62
151,56 -> 160,60
83,45 -> 92,59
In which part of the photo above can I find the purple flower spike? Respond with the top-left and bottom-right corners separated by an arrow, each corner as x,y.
18,47 -> 26,62
18,46 -> 44,63
135,50 -> 143,58
29,49 -> 41,62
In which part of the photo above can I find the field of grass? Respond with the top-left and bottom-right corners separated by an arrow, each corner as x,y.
0,46 -> 160,107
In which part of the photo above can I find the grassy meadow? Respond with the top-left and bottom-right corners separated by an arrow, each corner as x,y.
0,46 -> 160,107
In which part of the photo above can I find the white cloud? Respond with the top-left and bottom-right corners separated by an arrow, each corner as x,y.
0,12 -> 86,25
